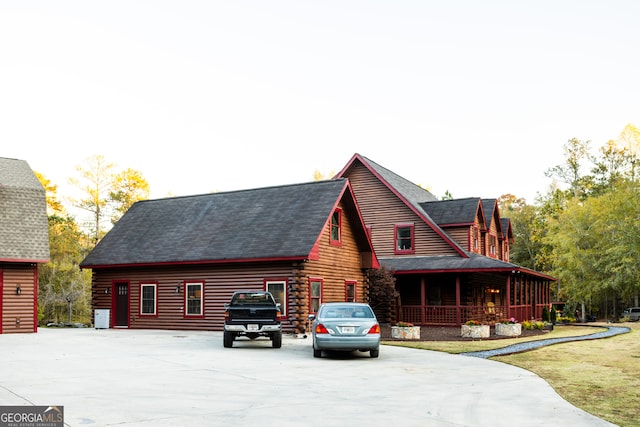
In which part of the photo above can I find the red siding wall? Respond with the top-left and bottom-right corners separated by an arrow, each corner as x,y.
343,163 -> 458,256
1,263 -> 37,334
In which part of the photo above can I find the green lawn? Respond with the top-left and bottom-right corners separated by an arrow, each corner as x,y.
383,323 -> 640,427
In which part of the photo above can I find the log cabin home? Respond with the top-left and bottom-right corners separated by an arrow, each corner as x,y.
335,153 -> 555,326
0,158 -> 50,334
80,179 -> 378,334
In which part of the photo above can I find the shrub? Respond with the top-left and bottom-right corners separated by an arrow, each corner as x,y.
550,307 -> 557,324
533,321 -> 545,330
396,321 -> 414,327
465,320 -> 483,326
542,306 -> 549,322
522,320 -> 533,330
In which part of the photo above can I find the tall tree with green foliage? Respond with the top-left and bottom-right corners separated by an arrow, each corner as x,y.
545,137 -> 592,198
110,167 -> 150,223
36,172 -> 93,325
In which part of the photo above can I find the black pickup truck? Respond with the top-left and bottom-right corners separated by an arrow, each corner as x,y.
223,291 -> 282,348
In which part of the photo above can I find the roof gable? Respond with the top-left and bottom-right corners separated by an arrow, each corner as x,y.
336,154 -> 468,257
481,198 -> 502,234
500,218 -> 513,241
81,179 -> 372,268
0,158 -> 50,262
419,197 -> 483,226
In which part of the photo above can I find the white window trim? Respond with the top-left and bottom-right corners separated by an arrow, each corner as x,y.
140,283 -> 157,315
266,280 -> 287,316
185,282 -> 204,316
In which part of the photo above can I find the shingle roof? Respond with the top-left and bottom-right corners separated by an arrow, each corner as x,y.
501,218 -> 512,241
380,254 -> 555,280
0,157 -> 50,262
419,197 -> 481,225
380,253 -> 516,272
356,155 -> 438,204
81,179 -> 353,268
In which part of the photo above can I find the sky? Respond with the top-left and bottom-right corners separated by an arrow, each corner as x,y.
2,1 -> 639,211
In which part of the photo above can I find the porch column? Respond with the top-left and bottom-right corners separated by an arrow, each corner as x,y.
455,274 -> 461,326
420,276 -> 426,324
505,275 -> 511,319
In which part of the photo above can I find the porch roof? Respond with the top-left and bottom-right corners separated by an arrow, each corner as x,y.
380,253 -> 556,280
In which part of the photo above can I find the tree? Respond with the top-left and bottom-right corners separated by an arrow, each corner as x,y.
590,139 -> 630,194
497,193 -> 526,212
366,266 -> 397,324
545,137 -> 592,198
34,171 -> 65,215
110,168 -> 150,223
313,170 -> 336,181
617,123 -> 640,182
35,172 -> 93,325
69,155 -> 116,243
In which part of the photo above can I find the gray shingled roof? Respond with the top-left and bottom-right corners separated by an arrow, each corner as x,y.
419,197 -> 481,225
81,179 -> 352,268
380,254 -> 555,279
380,253 -> 516,272
501,218 -> 512,240
0,157 -> 50,262
358,155 -> 438,203
482,198 -> 502,233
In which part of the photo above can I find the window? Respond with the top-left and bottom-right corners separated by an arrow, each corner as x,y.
139,283 -> 157,316
394,224 -> 414,254
309,279 -> 323,313
185,282 -> 203,317
330,209 -> 342,246
266,280 -> 287,316
345,281 -> 356,302
472,227 -> 479,251
489,235 -> 497,256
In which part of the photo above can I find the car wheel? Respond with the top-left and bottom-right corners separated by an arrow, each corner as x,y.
313,347 -> 322,358
370,349 -> 379,358
223,331 -> 234,348
272,331 -> 282,348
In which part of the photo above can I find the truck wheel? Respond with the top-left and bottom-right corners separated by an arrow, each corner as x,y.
223,331 -> 234,348
272,331 -> 282,348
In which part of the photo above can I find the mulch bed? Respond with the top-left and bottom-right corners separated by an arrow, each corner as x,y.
380,325 -> 549,341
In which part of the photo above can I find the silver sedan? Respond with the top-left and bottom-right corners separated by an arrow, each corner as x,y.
309,302 -> 381,358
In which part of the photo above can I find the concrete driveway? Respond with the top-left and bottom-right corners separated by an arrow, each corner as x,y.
0,329 -> 614,427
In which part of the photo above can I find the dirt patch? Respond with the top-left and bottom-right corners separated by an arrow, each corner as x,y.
381,325 -> 549,341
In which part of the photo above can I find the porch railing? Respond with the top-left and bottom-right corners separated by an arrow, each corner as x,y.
400,304 -> 541,326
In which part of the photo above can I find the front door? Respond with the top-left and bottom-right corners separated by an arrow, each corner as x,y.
114,282 -> 129,327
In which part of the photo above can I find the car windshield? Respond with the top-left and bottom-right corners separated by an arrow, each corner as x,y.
320,305 -> 374,319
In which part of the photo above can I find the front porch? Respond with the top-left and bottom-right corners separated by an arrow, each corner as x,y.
396,271 -> 553,326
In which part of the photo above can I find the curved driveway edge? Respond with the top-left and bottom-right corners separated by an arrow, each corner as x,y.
462,325 -> 631,358
0,328 -> 616,426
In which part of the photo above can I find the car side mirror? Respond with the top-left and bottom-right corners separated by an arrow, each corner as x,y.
308,314 -> 316,321
224,303 -> 229,309
276,303 -> 281,310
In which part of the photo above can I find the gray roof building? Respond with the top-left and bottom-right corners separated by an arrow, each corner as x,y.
0,157 -> 50,262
